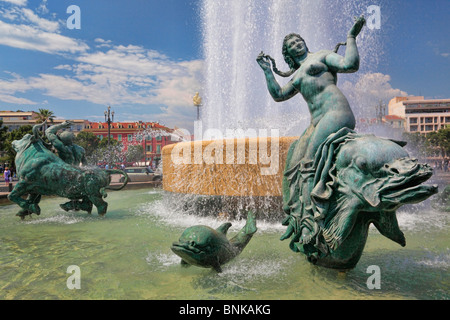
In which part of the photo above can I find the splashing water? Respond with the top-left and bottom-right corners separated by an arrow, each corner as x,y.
1,188 -> 448,299
201,0 -> 385,136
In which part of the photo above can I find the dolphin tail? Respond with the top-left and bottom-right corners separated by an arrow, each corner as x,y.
243,210 -> 257,235
229,210 -> 257,251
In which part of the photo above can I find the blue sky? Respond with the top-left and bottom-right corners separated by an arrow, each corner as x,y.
0,0 -> 449,131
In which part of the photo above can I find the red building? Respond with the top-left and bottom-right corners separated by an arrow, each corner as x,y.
84,121 -> 177,165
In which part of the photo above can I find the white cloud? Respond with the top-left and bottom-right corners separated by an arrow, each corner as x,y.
0,2 -> 203,128
0,44 -> 204,112
0,0 -> 27,6
340,72 -> 408,117
94,38 -> 112,49
0,20 -> 88,54
20,8 -> 59,32
37,0 -> 49,14
0,93 -> 35,104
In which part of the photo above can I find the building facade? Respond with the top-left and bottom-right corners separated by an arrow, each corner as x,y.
0,111 -> 38,131
84,121 -> 178,165
388,96 -> 450,133
0,110 -> 88,133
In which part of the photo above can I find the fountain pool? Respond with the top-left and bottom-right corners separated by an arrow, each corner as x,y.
0,188 -> 448,300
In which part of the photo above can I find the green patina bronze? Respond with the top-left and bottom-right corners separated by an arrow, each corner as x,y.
257,16 -> 438,269
7,123 -> 128,219
171,211 -> 257,272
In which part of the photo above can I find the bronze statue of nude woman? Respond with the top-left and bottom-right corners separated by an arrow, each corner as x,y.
257,16 -> 366,250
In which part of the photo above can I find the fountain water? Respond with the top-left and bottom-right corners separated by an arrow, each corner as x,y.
201,0 -> 383,135
163,0 -> 386,218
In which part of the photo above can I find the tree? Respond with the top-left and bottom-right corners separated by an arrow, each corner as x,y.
1,125 -> 33,170
125,145 -> 144,163
426,127 -> 450,158
87,138 -> 124,166
401,131 -> 429,159
402,126 -> 450,160
74,131 -> 100,158
0,120 -> 8,152
35,108 -> 55,133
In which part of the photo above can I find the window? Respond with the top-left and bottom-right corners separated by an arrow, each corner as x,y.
97,135 -> 103,140
146,145 -> 152,152
156,145 -> 161,153
128,134 -> 133,142
425,117 -> 433,124
118,134 -> 122,141
409,118 -> 417,124
410,125 -> 418,132
425,125 -> 433,131
156,135 -> 162,141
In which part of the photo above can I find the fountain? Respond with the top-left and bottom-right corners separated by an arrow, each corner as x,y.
0,0 -> 448,300
162,0 -> 438,270
163,0 -> 384,219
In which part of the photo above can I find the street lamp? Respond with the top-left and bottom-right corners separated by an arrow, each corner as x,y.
104,106 -> 114,167
193,92 -> 202,121
104,106 -> 115,147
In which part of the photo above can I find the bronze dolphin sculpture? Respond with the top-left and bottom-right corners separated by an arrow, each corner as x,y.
171,211 -> 257,272
281,128 -> 438,269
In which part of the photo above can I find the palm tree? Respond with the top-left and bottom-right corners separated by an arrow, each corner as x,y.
35,108 -> 55,132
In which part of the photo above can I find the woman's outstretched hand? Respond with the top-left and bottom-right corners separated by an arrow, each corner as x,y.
348,15 -> 366,38
256,51 -> 272,71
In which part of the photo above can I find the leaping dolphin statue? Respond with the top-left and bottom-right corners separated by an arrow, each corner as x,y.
171,211 -> 257,272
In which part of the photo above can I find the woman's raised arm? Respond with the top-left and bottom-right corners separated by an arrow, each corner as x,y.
325,16 -> 366,73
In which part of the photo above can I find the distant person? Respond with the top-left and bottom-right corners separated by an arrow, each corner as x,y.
4,167 -> 11,186
444,158 -> 449,172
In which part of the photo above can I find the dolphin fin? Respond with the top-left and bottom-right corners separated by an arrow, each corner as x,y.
244,210 -> 258,235
372,211 -> 406,247
388,139 -> 407,147
181,259 -> 191,267
212,262 -> 223,273
216,222 -> 232,235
